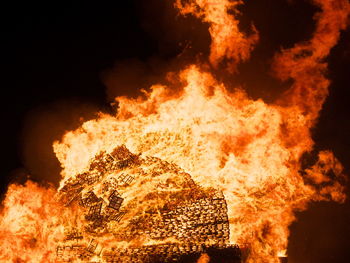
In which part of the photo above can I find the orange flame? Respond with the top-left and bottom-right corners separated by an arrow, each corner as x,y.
197,253 -> 210,263
174,0 -> 259,71
1,0 -> 349,262
273,0 -> 350,122
0,182 -> 82,262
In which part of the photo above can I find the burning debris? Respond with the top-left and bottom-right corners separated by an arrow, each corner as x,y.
56,145 -> 241,262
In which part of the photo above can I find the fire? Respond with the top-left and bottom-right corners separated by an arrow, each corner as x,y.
0,182 -> 80,262
197,253 -> 210,263
1,0 -> 349,263
174,0 -> 259,71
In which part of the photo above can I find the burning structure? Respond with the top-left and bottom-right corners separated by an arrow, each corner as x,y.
0,0 -> 350,263
56,145 -> 240,262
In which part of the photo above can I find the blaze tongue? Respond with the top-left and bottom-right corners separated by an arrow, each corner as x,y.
197,253 -> 210,263
174,0 -> 259,71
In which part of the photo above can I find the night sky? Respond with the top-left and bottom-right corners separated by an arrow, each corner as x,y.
1,1 -> 350,262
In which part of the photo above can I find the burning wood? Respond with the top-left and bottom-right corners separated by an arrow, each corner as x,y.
54,145 -> 240,262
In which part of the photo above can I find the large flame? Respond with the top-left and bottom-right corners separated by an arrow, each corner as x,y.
1,0 -> 349,262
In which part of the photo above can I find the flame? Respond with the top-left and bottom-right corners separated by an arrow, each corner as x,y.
175,0 -> 258,71
273,0 -> 350,122
53,64 -> 345,262
197,253 -> 210,263
1,0 -> 349,262
0,182 -> 82,262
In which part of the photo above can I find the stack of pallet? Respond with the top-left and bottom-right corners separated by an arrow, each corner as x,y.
56,145 -> 241,263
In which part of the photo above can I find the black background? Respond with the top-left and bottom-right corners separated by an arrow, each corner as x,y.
1,1 -> 349,262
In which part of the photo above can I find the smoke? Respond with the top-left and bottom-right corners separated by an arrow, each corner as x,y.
101,57 -> 192,103
137,0 -> 211,58
101,0 -> 212,102
21,100 -> 103,186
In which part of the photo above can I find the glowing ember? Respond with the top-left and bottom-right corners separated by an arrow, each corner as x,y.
1,0 -> 349,262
